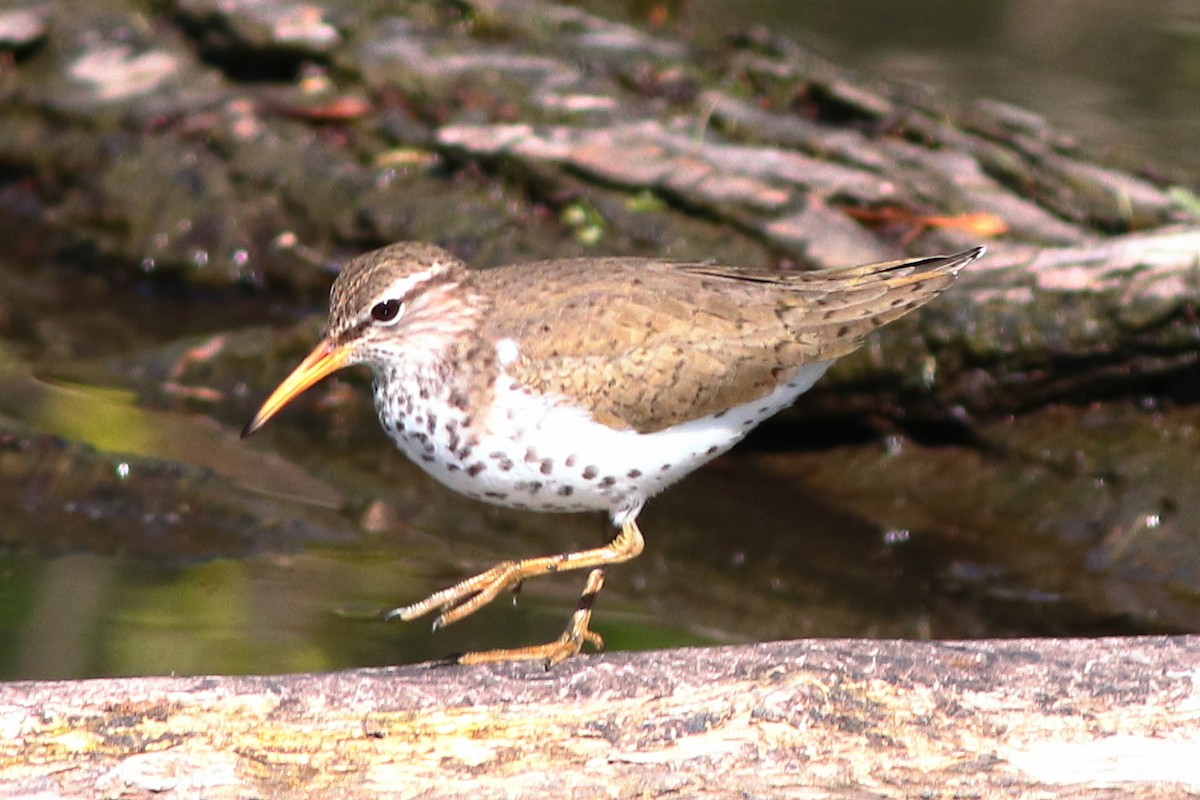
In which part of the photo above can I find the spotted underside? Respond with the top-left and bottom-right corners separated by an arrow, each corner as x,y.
375,352 -> 833,524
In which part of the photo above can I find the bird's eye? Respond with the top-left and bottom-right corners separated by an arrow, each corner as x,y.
370,299 -> 403,324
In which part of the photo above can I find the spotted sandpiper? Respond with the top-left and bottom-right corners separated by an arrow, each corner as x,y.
243,243 -> 983,665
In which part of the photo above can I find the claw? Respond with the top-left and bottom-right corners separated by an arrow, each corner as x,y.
383,523 -> 643,665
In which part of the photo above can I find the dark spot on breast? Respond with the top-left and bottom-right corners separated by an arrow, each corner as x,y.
393,420 -> 406,433
660,463 -> 672,471
426,414 -> 437,434
499,458 -> 514,471
524,447 -> 539,463
706,445 -> 719,455
627,469 -> 642,478
540,459 -> 554,475
419,387 -> 430,400
466,462 -> 486,477
598,476 -> 616,488
484,491 -> 508,500
582,466 -> 598,480
421,454 -> 435,463
713,410 -> 727,419
449,392 -> 470,411
447,464 -> 460,472
837,325 -> 850,338
518,481 -> 543,494
557,486 -> 574,496
565,454 -> 577,467
447,432 -> 460,452
489,451 -> 505,459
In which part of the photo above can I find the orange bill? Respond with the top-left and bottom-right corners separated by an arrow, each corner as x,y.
241,339 -> 351,438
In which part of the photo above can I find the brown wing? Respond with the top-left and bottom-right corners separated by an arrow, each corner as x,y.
471,248 -> 982,433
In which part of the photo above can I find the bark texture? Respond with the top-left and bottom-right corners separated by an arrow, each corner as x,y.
2,636 -> 1198,798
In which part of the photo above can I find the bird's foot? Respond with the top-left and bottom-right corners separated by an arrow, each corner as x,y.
386,559 -> 523,628
456,568 -> 607,668
386,520 -> 645,629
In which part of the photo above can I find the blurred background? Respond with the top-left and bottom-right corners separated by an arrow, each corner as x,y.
674,0 -> 1199,173
0,0 -> 1197,680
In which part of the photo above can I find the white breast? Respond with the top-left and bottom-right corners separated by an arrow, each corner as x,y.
373,344 -> 832,526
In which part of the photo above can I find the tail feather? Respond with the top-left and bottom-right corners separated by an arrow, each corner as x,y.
797,246 -> 983,359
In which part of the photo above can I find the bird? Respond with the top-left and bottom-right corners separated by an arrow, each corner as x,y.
243,242 -> 983,666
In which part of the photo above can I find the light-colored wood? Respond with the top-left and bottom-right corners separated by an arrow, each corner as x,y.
2,636 -> 1197,799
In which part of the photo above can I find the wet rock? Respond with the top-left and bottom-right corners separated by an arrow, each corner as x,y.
762,200 -> 894,266
439,121 -> 906,263
18,6 -> 224,117
67,45 -> 184,103
1033,153 -> 1186,231
174,0 -> 341,64
356,16 -> 593,119
878,137 -> 1088,246
963,98 -> 1074,148
1,0 -> 1193,289
0,6 -> 50,53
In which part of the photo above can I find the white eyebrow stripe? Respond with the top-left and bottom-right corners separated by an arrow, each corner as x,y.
376,264 -> 445,303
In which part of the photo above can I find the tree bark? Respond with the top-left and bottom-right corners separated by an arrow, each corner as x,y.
2,636 -> 1197,798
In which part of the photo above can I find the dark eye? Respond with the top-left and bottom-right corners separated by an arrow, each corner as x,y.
370,299 -> 402,324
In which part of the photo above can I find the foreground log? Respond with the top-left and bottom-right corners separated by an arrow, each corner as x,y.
2,636 -> 1197,798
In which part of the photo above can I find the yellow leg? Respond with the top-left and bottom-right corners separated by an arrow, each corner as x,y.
458,567 -> 607,667
387,520 -> 645,665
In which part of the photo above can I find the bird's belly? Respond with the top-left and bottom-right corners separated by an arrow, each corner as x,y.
375,360 -> 832,523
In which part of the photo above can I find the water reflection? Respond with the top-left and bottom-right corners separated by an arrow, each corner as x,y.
0,349 -> 343,509
0,548 -> 704,679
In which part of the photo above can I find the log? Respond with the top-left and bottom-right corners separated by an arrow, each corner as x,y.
2,636 -> 1198,798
